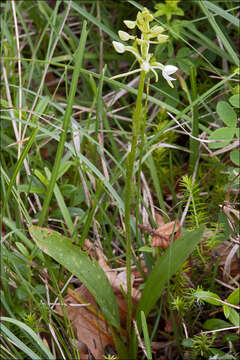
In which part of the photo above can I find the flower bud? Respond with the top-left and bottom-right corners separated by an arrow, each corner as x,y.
118,31 -> 134,41
151,25 -> 165,34
112,41 -> 125,54
123,20 -> 136,29
157,34 -> 169,43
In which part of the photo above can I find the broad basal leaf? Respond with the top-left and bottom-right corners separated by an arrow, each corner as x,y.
29,226 -> 120,330
209,127 -> 235,148
194,290 -> 222,305
226,288 -> 240,305
136,226 -> 205,332
216,101 -> 237,127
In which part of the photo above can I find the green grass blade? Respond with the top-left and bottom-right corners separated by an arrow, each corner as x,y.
39,20 -> 88,226
2,217 -> 38,254
199,0 -> 239,66
145,154 -> 168,221
203,0 -> 239,27
44,167 -> 74,235
79,180 -> 103,247
29,226 -> 121,330
1,324 -> 40,360
1,125 -> 38,222
189,66 -> 199,175
69,1 -> 119,41
141,310 -> 152,360
1,317 -> 54,359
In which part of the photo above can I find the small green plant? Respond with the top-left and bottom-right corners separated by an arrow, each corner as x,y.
208,93 -> 240,166
193,287 -> 240,328
179,175 -> 207,228
104,355 -> 118,360
154,0 -> 184,23
183,333 -> 217,358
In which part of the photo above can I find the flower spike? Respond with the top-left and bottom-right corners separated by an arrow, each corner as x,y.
111,7 -> 178,87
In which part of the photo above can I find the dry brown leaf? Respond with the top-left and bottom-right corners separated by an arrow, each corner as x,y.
56,239 -> 143,358
151,220 -> 182,248
56,286 -> 114,360
96,248 -> 141,305
215,241 -> 239,279
138,214 -> 182,249
155,213 -> 165,227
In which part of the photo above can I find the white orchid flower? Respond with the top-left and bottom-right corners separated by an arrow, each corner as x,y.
162,65 -> 178,87
157,34 -> 169,43
140,61 -> 178,85
111,49 -> 178,85
111,57 -> 178,86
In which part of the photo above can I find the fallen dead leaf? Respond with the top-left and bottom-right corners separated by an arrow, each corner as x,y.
138,217 -> 182,249
215,241 -> 239,279
151,220 -> 182,248
56,285 -> 114,359
56,239 -> 143,359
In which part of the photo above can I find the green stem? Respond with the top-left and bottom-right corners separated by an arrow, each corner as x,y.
125,70 -> 146,339
135,79 -> 148,244
189,66 -> 199,176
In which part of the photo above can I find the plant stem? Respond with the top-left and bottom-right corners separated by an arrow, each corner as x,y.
189,66 -> 199,176
125,70 -> 146,339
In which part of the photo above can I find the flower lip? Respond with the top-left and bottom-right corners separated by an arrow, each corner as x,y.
162,65 -> 178,81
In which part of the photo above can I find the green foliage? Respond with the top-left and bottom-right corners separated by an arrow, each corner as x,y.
193,287 -> 240,327
183,333 -> 217,358
180,175 -> 207,228
136,227 -> 204,329
141,311 -> 152,360
154,0 -> 184,23
209,96 -> 239,153
29,226 -> 121,330
1,317 -> 54,359
1,0 -> 239,358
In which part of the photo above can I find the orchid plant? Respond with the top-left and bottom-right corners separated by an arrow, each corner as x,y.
111,7 -> 178,87
111,7 -> 178,341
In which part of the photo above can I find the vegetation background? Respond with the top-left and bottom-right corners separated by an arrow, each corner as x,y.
1,0 -> 239,359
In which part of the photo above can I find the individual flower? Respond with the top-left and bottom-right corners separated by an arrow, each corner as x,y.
162,65 -> 178,87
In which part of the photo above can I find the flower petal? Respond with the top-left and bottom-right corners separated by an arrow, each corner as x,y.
163,65 -> 178,77
151,61 -> 164,71
162,65 -> 178,88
